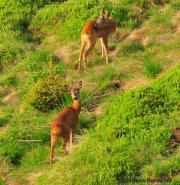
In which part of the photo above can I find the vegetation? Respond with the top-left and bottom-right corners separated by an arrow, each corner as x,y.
29,63 -> 66,112
36,64 -> 180,185
0,0 -> 179,184
143,55 -> 162,78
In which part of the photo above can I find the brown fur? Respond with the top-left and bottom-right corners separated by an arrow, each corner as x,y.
49,82 -> 82,164
78,19 -> 116,72
172,127 -> 180,143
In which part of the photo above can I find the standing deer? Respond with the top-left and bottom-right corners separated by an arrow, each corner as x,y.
78,10 -> 116,72
50,81 -> 82,165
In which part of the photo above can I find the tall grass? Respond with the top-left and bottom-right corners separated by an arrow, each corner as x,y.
122,41 -> 145,55
143,56 -> 162,78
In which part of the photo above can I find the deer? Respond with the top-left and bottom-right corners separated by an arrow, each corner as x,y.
78,10 -> 116,72
49,81 -> 82,165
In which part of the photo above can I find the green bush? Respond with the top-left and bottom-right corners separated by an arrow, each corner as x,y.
29,72 -> 65,112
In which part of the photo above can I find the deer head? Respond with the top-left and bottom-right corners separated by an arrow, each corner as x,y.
65,81 -> 82,100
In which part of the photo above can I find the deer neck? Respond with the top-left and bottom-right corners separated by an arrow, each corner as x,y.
71,99 -> 81,114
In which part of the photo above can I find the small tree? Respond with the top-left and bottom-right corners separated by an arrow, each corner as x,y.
29,62 -> 65,112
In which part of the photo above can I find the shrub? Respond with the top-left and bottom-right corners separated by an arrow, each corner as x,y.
29,71 -> 65,112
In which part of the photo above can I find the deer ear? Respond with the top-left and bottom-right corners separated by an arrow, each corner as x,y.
77,81 -> 82,89
64,84 -> 71,92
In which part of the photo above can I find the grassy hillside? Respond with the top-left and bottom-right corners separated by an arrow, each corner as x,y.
0,0 -> 180,184
36,63 -> 180,185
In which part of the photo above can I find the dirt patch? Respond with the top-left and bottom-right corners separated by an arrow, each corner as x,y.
55,43 -> 74,63
172,11 -> 180,33
123,77 -> 151,91
127,28 -> 153,46
27,171 -> 44,185
0,87 -> 11,97
2,89 -> 18,105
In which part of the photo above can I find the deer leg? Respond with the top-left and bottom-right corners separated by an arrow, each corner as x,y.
62,139 -> 68,154
100,38 -> 104,59
69,129 -> 73,150
83,41 -> 96,70
50,135 -> 58,165
78,36 -> 87,73
102,37 -> 109,64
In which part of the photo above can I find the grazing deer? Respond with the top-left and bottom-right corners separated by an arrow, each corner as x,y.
78,10 -> 116,72
50,81 -> 82,165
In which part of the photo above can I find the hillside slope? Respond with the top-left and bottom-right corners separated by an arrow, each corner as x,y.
35,64 -> 180,185
0,0 -> 180,184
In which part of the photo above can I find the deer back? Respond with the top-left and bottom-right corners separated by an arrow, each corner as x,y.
51,100 -> 81,131
81,19 -> 116,38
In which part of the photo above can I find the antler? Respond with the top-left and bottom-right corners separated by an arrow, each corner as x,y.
77,81 -> 82,89
100,8 -> 105,15
71,81 -> 82,89
105,12 -> 110,19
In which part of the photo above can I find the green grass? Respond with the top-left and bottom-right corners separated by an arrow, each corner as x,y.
141,148 -> 180,178
143,56 -> 162,78
122,41 -> 145,55
21,146 -> 50,168
35,64 -> 180,185
0,0 -> 180,184
0,111 -> 12,126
